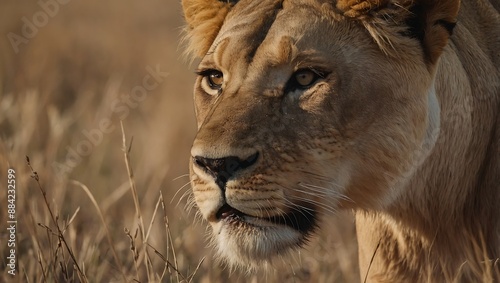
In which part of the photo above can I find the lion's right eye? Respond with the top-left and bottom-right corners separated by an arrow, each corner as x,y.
197,69 -> 224,95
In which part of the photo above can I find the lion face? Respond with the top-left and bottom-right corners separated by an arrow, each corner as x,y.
185,0 -> 451,268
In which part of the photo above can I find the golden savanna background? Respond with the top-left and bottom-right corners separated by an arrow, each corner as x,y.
0,0 -> 357,282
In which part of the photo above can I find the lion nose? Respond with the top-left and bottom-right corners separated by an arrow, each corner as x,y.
193,152 -> 259,190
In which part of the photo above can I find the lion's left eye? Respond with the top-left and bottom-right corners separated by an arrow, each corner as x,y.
287,69 -> 324,91
294,69 -> 317,87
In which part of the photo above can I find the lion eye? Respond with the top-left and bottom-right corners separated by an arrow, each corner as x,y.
294,69 -> 317,87
197,69 -> 224,95
207,71 -> 223,89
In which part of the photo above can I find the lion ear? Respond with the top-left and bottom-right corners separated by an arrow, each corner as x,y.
182,0 -> 237,58
337,0 -> 460,65
406,0 -> 460,65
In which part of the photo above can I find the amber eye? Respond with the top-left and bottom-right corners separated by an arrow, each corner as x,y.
206,71 -> 223,89
197,69 -> 224,95
294,69 -> 317,87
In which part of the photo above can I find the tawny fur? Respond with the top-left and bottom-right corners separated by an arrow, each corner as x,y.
182,0 -> 500,281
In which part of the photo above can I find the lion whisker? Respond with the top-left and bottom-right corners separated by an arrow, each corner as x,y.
286,195 -> 339,216
298,170 -> 334,181
299,181 -> 346,193
171,180 -> 193,204
184,194 -> 200,221
299,183 -> 353,203
274,183 -> 340,216
172,173 -> 190,181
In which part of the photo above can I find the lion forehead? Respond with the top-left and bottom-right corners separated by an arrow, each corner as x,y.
206,1 -> 348,68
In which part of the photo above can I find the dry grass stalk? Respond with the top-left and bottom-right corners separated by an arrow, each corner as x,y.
120,121 -> 155,281
71,180 -> 127,282
161,191 -> 181,282
26,156 -> 88,283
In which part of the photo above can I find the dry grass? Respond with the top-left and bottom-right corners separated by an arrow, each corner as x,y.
0,1 -> 358,282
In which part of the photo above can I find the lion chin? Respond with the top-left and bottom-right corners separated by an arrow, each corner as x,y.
199,192 -> 318,268
211,213 -> 303,269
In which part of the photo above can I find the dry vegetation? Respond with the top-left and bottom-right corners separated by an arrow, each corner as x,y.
0,1 -> 358,282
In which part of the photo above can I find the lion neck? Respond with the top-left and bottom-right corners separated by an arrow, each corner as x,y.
356,49 -> 500,282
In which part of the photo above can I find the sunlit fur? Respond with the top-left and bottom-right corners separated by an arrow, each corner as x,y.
182,0 -> 500,281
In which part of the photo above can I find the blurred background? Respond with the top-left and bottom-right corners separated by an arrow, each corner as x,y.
0,0 -> 357,282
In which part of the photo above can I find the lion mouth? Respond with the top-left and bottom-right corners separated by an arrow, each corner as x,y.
215,203 -> 316,234
216,204 -> 245,222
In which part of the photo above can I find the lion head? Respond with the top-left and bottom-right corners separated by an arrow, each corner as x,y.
182,0 -> 463,270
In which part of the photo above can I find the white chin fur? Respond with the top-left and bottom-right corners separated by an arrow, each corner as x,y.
211,219 -> 302,270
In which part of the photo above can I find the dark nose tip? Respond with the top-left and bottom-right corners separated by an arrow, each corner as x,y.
193,152 -> 259,190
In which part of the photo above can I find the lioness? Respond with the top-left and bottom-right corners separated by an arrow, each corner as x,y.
181,0 -> 500,281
